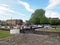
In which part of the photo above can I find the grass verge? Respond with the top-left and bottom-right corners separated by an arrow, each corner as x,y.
45,28 -> 60,32
0,30 -> 13,39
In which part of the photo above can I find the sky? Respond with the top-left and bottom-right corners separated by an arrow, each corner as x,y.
0,0 -> 60,21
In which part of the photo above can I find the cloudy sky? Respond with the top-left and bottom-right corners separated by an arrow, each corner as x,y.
0,0 -> 60,21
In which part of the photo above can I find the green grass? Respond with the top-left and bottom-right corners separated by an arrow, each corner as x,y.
50,28 -> 60,32
0,30 -> 13,38
45,28 -> 60,32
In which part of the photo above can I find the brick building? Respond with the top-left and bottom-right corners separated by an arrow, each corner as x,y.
6,19 -> 23,29
6,19 -> 23,25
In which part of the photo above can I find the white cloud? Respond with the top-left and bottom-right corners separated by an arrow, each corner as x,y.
0,4 -> 15,14
18,0 -> 34,13
45,10 -> 60,18
46,0 -> 60,10
0,4 -> 25,16
0,4 -> 8,7
45,0 -> 60,18
0,3 -> 26,20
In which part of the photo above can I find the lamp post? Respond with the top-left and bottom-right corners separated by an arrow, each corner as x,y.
10,17 -> 13,29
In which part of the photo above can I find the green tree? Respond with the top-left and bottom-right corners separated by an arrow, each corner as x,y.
31,9 -> 45,19
40,16 -> 49,24
57,19 -> 60,25
30,17 -> 40,24
29,9 -> 49,24
30,9 -> 45,24
50,18 -> 59,25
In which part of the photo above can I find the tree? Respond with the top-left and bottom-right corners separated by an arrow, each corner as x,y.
1,21 -> 6,26
40,16 -> 49,24
57,19 -> 60,25
49,18 -> 59,25
29,9 -> 45,24
30,17 -> 40,24
49,18 -> 60,29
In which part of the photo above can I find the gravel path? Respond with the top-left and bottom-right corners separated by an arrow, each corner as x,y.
0,32 -> 60,45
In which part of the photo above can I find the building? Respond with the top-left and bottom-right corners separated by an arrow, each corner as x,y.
6,19 -> 23,29
6,19 -> 23,25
